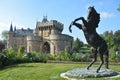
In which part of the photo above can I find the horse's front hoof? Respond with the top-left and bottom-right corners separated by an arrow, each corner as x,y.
87,67 -> 89,70
69,30 -> 72,33
105,66 -> 109,69
96,69 -> 99,73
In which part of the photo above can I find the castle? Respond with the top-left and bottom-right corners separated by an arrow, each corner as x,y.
7,17 -> 73,54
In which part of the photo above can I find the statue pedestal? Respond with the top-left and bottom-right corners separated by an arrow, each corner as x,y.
61,67 -> 119,79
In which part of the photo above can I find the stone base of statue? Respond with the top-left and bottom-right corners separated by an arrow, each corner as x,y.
61,67 -> 120,79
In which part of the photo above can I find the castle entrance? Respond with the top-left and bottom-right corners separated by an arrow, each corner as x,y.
43,42 -> 50,53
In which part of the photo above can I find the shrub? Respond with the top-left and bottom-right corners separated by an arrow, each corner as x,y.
70,53 -> 82,62
47,54 -> 56,60
17,45 -> 25,58
109,49 -> 117,62
34,53 -> 48,63
23,52 -> 36,62
1,48 -> 18,66
70,53 -> 91,62
55,51 -> 70,61
0,52 -> 7,69
116,52 -> 120,62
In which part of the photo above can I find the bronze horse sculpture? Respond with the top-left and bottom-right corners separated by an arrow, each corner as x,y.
69,6 -> 109,73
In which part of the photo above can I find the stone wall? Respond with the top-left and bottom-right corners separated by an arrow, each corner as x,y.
49,34 -> 73,54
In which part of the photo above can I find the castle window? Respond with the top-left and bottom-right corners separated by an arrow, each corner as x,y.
49,29 -> 51,34
14,40 -> 17,43
21,38 -> 24,44
14,44 -> 17,48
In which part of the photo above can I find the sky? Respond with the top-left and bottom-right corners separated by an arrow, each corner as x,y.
0,0 -> 120,43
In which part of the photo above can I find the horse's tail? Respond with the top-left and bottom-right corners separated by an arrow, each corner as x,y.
104,48 -> 109,69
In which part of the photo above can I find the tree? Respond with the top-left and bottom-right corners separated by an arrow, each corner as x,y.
1,30 -> 8,42
117,4 -> 120,11
102,31 -> 114,48
114,30 -> 120,37
114,30 -> 120,51
102,30 -> 120,51
73,38 -> 84,53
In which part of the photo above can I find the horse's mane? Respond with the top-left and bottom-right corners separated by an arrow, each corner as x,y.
87,6 -> 100,28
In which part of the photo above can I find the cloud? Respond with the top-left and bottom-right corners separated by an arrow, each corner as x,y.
100,12 -> 115,19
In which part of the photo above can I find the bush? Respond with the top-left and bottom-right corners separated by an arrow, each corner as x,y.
17,45 -> 25,58
1,48 -> 18,66
0,52 -> 7,69
109,49 -> 117,62
55,51 -> 70,61
33,53 -> 48,63
70,53 -> 91,62
23,52 -> 36,62
47,54 -> 56,60
0,47 -> 93,69
116,51 -> 120,62
70,53 -> 82,62
0,48 -> 17,69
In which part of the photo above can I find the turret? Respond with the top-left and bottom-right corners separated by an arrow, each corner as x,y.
7,23 -> 14,48
35,17 -> 63,38
9,23 -> 13,32
42,16 -> 48,23
14,26 -> 16,31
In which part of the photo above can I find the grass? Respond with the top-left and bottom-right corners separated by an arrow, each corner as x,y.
0,63 -> 120,80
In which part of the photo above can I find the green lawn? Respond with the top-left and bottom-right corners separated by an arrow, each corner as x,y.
0,63 -> 120,80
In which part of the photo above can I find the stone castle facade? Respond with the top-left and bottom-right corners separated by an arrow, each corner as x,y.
7,17 -> 73,54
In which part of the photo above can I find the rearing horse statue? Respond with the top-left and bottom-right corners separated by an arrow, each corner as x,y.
69,6 -> 109,73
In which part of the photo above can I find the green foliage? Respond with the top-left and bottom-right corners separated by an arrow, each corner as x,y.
1,30 -> 8,42
70,53 -> 82,61
0,47 -> 92,69
116,51 -> 120,62
34,53 -> 48,63
73,38 -> 84,53
0,48 -> 18,69
109,50 -> 117,62
55,51 -> 70,61
103,30 -> 120,51
70,53 -> 91,62
117,4 -> 120,11
47,54 -> 56,60
6,48 -> 18,64
102,30 -> 120,62
17,45 -> 25,58
0,52 -> 7,69
23,52 -> 36,62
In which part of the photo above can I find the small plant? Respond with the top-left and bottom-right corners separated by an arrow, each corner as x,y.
70,53 -> 91,62
17,45 -> 25,58
23,52 -> 36,62
55,51 -> 70,61
70,53 -> 82,62
0,52 -> 7,69
34,53 -> 48,63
